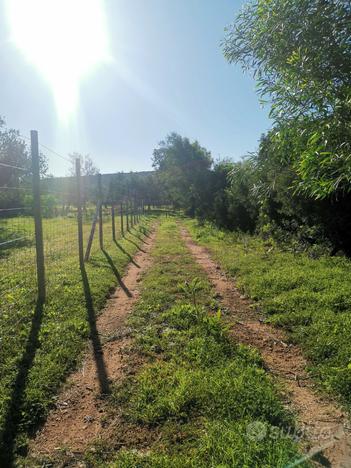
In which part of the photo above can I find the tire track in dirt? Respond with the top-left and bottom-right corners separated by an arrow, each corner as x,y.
180,227 -> 351,468
29,228 -> 157,459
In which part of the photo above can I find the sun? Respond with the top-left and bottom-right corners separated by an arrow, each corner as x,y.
6,0 -> 110,122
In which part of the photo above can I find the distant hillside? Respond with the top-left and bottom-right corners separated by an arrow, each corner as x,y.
41,170 -> 157,203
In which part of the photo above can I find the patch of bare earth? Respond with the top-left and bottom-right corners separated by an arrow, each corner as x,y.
180,227 -> 351,468
29,230 -> 157,461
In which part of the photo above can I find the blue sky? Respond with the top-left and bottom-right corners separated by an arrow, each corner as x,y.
1,0 -> 271,176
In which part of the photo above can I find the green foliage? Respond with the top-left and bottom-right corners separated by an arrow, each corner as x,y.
226,159 -> 259,232
0,117 -> 48,210
107,172 -> 167,207
152,133 -> 213,215
223,0 -> 351,199
178,278 -> 204,309
122,360 -> 289,426
113,418 -> 301,468
41,0 -> 345,262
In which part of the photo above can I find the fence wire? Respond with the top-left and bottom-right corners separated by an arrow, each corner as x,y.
0,180 -> 37,311
1,136 -> 147,317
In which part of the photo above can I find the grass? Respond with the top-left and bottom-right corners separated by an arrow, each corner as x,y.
87,219 -> 306,467
186,220 -> 351,410
0,210 -> 151,461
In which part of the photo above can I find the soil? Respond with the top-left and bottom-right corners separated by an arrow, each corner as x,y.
180,227 -> 351,468
29,230 -> 157,460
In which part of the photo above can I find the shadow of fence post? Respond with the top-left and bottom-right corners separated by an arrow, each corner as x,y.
80,266 -> 110,396
0,299 -> 44,466
102,249 -> 132,298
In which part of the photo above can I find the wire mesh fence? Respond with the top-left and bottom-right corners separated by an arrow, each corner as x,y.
0,131 -> 147,316
0,164 -> 37,318
0,159 -> 38,430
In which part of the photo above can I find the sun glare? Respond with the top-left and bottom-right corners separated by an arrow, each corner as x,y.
6,0 -> 110,122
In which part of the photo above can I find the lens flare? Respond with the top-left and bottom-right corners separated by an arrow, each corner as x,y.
6,0 -> 110,122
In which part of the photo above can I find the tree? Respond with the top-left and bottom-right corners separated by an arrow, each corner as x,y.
226,160 -> 259,233
66,153 -> 99,208
0,117 -> 48,209
153,133 -> 213,215
250,131 -> 351,254
223,0 -> 351,198
68,152 -> 99,177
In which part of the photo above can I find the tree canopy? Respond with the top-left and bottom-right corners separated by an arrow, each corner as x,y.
0,118 -> 47,209
223,0 -> 351,199
152,133 -> 213,215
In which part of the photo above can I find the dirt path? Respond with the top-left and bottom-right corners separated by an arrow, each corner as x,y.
180,227 -> 351,468
30,229 -> 157,459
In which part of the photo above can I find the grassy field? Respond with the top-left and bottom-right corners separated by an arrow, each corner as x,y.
186,220 -> 351,410
0,210 -> 150,461
85,219 -> 305,467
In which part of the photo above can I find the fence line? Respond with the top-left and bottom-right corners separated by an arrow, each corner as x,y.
0,130 -> 155,308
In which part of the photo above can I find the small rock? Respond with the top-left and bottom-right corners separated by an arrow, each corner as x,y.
84,415 -> 95,423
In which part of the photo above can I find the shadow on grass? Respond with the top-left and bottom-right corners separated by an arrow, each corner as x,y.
102,249 -> 132,298
129,229 -> 149,244
113,240 -> 140,269
137,222 -> 152,238
124,235 -> 146,254
0,258 -> 121,465
312,452 -> 332,467
0,299 -> 44,466
80,266 -> 110,396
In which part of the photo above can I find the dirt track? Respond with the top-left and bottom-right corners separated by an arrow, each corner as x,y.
30,230 -> 157,458
180,227 -> 351,468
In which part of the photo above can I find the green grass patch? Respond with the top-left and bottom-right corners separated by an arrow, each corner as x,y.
91,220 -> 306,467
186,220 -> 351,409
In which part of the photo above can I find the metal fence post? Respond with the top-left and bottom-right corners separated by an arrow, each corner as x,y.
98,173 -> 103,250
120,202 -> 124,237
31,130 -> 46,303
76,158 -> 84,269
111,204 -> 116,242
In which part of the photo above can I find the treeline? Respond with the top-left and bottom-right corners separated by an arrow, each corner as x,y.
153,0 -> 351,255
42,171 -> 165,209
